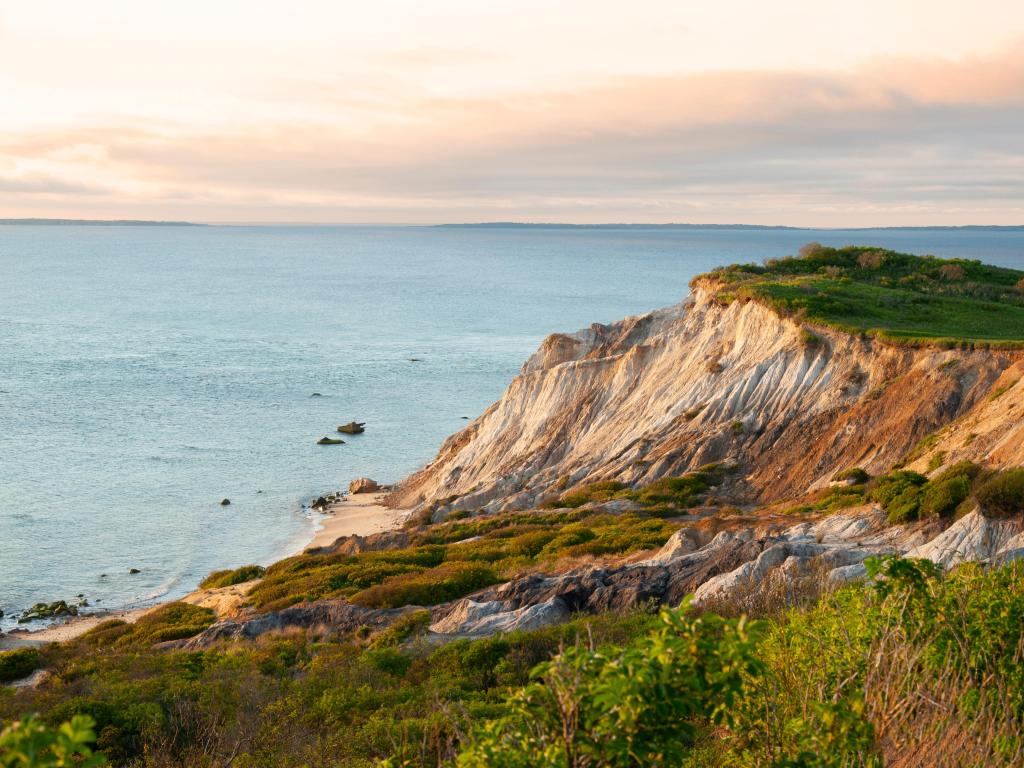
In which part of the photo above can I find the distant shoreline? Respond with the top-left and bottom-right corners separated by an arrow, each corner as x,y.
432,222 -> 1024,232
2,218 -> 1022,230
0,218 -> 203,226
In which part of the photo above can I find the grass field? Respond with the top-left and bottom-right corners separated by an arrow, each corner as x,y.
696,245 -> 1024,347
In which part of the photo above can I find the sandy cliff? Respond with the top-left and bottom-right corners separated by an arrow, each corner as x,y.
392,285 -> 1018,516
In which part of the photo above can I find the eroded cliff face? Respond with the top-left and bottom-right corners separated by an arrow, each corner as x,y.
391,286 -> 1017,516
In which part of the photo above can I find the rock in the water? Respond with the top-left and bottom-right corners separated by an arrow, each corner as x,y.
311,496 -> 330,511
310,392 -> 323,397
317,437 -> 345,445
129,568 -> 141,574
337,421 -> 366,435
220,498 -> 231,506
17,600 -> 79,623
349,477 -> 380,494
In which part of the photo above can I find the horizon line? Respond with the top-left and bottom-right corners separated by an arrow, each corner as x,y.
3,217 -> 1024,231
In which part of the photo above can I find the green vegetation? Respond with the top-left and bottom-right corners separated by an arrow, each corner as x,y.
868,462 -> 1024,523
197,564 -> 266,589
0,716 -> 104,767
974,468 -> 1024,517
833,466 -> 869,484
455,600 -> 763,768
0,651 -> 41,685
695,245 -> 1024,347
870,470 -> 930,523
248,508 -> 676,612
11,558 -> 1024,766
459,557 -> 1024,766
544,464 -> 730,515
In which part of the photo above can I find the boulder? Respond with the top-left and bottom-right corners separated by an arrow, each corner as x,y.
317,437 -> 345,445
129,568 -> 141,574
643,528 -> 699,564
311,496 -> 330,511
430,597 -> 570,635
905,510 -> 1024,569
349,477 -> 380,494
17,600 -> 78,623
337,422 -> 366,435
220,498 -> 231,506
173,599 -> 419,648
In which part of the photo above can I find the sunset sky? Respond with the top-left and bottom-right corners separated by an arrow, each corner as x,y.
2,0 -> 1023,225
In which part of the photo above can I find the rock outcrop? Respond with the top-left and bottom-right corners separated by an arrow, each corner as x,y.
390,287 -> 1014,517
174,599 -> 420,649
349,477 -> 380,494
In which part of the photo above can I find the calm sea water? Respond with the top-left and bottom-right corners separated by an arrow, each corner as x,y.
2,224 -> 1023,627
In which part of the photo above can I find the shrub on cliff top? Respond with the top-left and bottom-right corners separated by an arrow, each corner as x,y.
198,564 -> 266,590
975,468 -> 1024,518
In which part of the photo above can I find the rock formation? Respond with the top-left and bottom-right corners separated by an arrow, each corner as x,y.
349,477 -> 380,494
391,287 -> 1014,517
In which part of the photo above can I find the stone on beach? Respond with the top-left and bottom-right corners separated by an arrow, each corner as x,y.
349,477 -> 380,494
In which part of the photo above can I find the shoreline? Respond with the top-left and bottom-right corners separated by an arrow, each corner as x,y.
1,489 -> 405,651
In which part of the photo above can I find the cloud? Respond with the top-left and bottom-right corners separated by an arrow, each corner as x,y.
2,44 -> 1024,223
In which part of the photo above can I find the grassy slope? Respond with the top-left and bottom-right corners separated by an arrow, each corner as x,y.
696,245 -> 1024,346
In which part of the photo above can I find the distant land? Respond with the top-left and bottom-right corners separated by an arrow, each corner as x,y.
435,222 -> 1024,231
2,218 -> 1023,230
0,218 -> 202,226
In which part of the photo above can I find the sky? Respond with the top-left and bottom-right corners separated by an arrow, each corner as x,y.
1,0 -> 1023,225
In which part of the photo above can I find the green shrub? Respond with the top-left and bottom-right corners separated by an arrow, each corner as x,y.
919,475 -> 971,518
351,562 -> 499,608
0,715 -> 105,767
552,481 -> 627,508
198,564 -> 266,589
800,328 -> 822,347
975,468 -> 1024,517
870,470 -> 928,523
0,648 -> 42,683
833,467 -> 869,484
455,602 -> 766,768
120,602 -> 216,647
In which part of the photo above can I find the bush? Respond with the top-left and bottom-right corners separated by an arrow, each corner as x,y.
833,467 -> 869,484
870,470 -> 928,523
0,648 -> 42,683
198,564 -> 266,589
800,328 -> 822,347
122,602 -> 216,646
975,468 -> 1024,517
0,715 -> 105,767
919,475 -> 971,518
351,562 -> 499,608
455,602 -> 766,768
553,481 -> 627,508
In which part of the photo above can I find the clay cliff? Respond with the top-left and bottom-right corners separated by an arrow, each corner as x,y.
391,284 -> 1021,517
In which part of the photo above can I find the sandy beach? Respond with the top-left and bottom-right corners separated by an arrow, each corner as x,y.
307,491 -> 406,550
1,491 -> 403,651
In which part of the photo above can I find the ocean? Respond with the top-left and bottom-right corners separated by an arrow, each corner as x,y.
2,224 -> 1023,628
